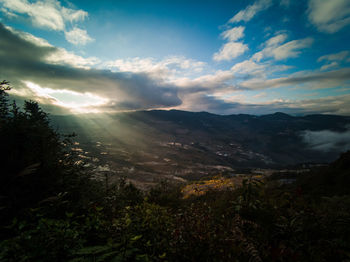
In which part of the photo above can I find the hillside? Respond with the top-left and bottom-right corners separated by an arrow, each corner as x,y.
51,110 -> 350,186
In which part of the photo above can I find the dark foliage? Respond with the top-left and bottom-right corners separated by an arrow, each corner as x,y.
297,151 -> 350,196
0,82 -> 102,229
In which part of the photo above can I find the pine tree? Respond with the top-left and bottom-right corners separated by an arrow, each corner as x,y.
0,80 -> 10,121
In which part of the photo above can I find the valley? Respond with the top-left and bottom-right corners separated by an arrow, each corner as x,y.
52,110 -> 350,188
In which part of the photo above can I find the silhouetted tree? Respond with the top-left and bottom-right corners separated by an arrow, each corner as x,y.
0,81 -> 100,225
0,80 -> 10,121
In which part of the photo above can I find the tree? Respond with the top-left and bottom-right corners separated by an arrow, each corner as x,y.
0,80 -> 11,121
0,81 -> 101,226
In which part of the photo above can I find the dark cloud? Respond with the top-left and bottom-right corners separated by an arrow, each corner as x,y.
180,94 -> 240,113
0,25 -> 55,63
179,93 -> 281,115
0,23 -> 182,112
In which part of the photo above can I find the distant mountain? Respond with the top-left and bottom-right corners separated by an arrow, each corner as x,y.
50,110 -> 350,184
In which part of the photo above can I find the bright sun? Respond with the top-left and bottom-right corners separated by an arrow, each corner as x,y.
25,81 -> 108,113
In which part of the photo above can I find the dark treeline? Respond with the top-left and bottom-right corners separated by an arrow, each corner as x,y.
1,81 -> 350,262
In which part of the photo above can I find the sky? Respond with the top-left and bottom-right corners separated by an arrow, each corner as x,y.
0,0 -> 350,115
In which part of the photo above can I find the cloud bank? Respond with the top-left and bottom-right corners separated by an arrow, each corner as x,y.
302,127 -> 350,152
0,23 -> 181,112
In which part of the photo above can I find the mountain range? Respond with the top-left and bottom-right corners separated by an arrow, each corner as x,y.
51,110 -> 350,185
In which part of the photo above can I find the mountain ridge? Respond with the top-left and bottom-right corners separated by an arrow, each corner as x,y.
50,109 -> 350,180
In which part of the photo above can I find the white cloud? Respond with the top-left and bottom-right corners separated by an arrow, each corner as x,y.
308,0 -> 350,33
318,51 -> 350,71
231,59 -> 292,77
104,56 -> 206,82
106,57 -> 164,73
162,56 -> 206,71
174,58 -> 292,96
221,26 -> 245,41
229,0 -> 272,23
272,38 -> 313,60
0,7 -> 18,18
0,0 -> 91,45
0,0 -> 87,31
237,68 -> 350,90
213,42 -> 248,61
318,50 -> 350,62
265,33 -> 288,46
320,61 -> 339,71
231,60 -> 267,75
253,34 -> 313,61
46,48 -> 100,69
61,6 -> 88,23
214,25 -> 248,62
173,69 -> 235,92
188,70 -> 234,86
65,27 -> 94,45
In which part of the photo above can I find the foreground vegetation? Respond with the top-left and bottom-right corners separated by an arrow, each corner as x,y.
1,81 -> 350,262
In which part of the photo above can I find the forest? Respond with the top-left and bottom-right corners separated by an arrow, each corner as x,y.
1,80 -> 350,262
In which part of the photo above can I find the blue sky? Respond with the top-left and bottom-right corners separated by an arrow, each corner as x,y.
1,0 -> 350,115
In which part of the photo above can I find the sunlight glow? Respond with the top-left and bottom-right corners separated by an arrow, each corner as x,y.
25,81 -> 108,113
